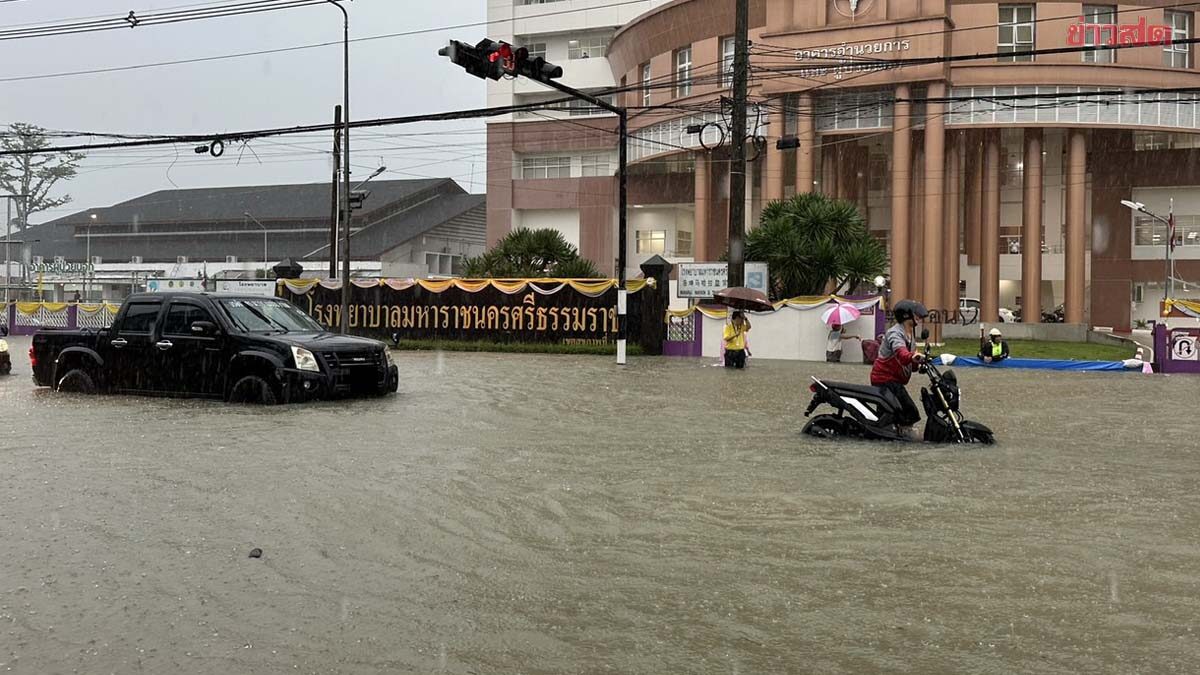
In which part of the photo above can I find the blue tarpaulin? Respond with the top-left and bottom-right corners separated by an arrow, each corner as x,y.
937,356 -> 1133,372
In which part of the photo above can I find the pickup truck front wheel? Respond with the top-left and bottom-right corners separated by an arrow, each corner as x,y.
228,375 -> 279,405
57,368 -> 97,394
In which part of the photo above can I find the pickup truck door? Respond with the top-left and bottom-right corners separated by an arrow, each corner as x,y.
105,300 -> 165,393
157,300 -> 226,397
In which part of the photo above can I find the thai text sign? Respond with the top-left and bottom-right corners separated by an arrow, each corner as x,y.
678,262 -> 769,299
793,40 -> 911,80
1067,17 -> 1173,47
216,280 -> 277,297
31,260 -> 94,275
280,279 -> 643,344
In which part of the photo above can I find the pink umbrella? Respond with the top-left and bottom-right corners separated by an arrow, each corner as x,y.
821,302 -> 861,327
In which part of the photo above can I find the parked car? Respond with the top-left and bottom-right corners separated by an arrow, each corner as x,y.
31,293 -> 398,403
958,298 -> 1015,324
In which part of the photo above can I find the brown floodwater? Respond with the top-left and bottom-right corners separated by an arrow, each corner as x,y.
1,342 -> 1198,673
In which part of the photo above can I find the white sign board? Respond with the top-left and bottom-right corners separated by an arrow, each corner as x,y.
1171,332 -> 1198,361
217,280 -> 277,297
677,262 -> 769,299
146,278 -> 205,293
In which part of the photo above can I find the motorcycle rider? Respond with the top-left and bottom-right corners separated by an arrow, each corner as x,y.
870,299 -> 928,440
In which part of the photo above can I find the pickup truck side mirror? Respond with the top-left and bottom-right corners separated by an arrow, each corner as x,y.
190,320 -> 219,337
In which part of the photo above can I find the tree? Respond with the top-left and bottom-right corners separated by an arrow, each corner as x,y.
463,227 -> 603,278
0,123 -> 86,230
747,192 -> 888,299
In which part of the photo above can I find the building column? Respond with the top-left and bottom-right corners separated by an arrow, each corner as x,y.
765,105 -> 785,203
923,82 -> 946,319
796,93 -> 815,194
944,130 -> 962,318
694,151 -> 711,262
981,129 -> 1001,323
1065,128 -> 1087,324
890,83 -> 912,301
909,142 -> 924,302
965,132 -> 983,266
1022,127 -> 1044,323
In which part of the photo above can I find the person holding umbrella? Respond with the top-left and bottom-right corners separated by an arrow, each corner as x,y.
822,302 -> 862,363
723,310 -> 751,369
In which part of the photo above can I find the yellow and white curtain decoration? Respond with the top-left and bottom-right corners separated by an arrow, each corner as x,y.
665,294 -> 881,321
279,278 -> 650,297
1165,299 -> 1200,319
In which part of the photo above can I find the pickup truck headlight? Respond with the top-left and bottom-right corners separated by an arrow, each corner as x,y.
382,348 -> 394,368
0,339 -> 8,353
291,346 -> 320,372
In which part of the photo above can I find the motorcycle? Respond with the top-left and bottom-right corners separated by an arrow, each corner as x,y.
0,326 -> 11,376
801,330 -> 995,445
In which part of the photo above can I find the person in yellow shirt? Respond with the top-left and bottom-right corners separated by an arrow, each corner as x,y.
723,311 -> 751,369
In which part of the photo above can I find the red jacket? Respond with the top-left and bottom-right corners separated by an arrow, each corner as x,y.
870,325 -> 919,386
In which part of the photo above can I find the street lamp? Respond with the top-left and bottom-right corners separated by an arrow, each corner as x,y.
1122,199 -> 1173,303
353,165 -> 386,191
326,0 -> 352,334
3,193 -> 30,313
243,212 -> 269,277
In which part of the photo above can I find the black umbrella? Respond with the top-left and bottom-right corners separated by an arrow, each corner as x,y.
712,286 -> 774,313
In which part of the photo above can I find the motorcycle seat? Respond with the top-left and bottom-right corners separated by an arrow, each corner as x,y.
820,381 -> 901,408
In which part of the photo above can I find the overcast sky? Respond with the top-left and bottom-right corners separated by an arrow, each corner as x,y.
0,0 -> 487,225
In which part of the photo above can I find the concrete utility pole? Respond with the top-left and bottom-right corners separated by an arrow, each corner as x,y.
329,105 -> 342,279
726,0 -> 750,288
326,0 -> 352,334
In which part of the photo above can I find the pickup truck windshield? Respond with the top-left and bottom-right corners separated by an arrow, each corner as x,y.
220,299 -> 325,333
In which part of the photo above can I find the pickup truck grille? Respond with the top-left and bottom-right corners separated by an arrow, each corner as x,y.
321,350 -> 383,369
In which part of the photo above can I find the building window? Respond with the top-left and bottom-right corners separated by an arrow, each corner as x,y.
1134,131 -> 1200,151
580,154 -> 610,177
1136,215 -> 1200,248
998,5 -> 1035,61
636,230 -> 666,254
641,62 -> 651,106
1082,5 -> 1116,63
568,35 -> 610,60
674,47 -> 692,98
425,252 -> 463,276
521,156 -> 572,179
1165,10 -> 1191,68
676,230 -> 693,256
524,42 -> 547,60
721,36 -> 736,88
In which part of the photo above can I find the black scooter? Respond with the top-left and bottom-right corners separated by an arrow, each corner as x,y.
801,331 -> 995,444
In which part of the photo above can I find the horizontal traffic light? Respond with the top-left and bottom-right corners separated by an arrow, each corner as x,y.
439,38 -> 562,83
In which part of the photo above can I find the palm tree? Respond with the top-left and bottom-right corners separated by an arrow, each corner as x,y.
462,227 -> 602,278
747,192 -> 887,299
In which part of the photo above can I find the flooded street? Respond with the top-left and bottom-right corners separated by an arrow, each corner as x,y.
2,344 -> 1199,673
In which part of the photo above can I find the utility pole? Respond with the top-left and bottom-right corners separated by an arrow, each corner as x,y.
726,0 -> 750,288
325,0 -> 352,335
329,105 -> 342,279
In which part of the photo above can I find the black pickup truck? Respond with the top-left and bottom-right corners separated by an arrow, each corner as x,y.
31,292 -> 398,403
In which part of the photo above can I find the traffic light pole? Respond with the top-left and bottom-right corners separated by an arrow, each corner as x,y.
532,78 -> 629,364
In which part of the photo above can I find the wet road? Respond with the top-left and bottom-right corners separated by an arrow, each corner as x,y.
2,338 -> 1199,674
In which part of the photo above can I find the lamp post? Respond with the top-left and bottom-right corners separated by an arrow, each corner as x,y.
353,165 -> 386,192
85,213 -> 97,302
3,193 -> 30,313
243,212 -> 269,277
1122,199 -> 1172,303
326,0 -> 352,333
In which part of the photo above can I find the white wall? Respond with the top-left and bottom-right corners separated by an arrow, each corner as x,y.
625,206 -> 695,272
699,305 -> 878,361
514,208 -> 581,248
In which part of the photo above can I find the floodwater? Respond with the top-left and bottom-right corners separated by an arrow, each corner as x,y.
1,338 -> 1198,674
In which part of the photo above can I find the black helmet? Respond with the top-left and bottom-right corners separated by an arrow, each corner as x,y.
892,299 -> 928,324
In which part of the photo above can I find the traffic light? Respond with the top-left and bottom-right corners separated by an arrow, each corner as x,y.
438,38 -> 563,83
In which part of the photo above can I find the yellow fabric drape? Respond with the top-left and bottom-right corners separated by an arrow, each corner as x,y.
17,301 -> 69,315
664,294 -> 881,322
278,278 -> 648,297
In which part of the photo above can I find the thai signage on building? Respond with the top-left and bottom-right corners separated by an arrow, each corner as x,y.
793,40 -> 911,79
216,280 -> 277,297
677,262 -> 769,299
31,259 -> 94,276
1066,17 -> 1173,46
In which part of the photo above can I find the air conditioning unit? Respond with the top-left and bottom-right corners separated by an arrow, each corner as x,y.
176,256 -> 188,264
130,256 -> 143,264
225,255 -> 238,263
